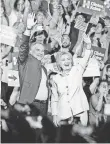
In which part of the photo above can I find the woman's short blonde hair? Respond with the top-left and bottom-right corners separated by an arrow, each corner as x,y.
56,51 -> 73,71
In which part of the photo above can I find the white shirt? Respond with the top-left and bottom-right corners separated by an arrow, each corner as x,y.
35,68 -> 48,101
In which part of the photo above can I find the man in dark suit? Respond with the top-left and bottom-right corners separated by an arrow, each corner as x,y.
18,13 -> 48,115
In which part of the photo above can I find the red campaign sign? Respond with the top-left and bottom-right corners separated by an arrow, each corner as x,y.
92,46 -> 106,61
78,0 -> 104,15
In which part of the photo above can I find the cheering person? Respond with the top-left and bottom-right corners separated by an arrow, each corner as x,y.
50,36 -> 92,126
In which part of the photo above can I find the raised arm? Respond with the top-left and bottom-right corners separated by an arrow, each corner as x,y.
23,0 -> 30,27
76,35 -> 92,74
18,13 -> 37,64
90,77 -> 100,94
72,30 -> 84,54
18,34 -> 30,64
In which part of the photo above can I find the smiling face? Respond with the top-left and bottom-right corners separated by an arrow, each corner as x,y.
59,53 -> 73,71
62,35 -> 70,48
16,0 -> 25,12
30,43 -> 45,61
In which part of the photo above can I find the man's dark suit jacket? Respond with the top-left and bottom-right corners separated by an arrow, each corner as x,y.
18,35 -> 43,104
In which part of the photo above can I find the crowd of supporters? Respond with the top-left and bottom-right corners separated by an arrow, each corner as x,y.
0,0 -> 110,143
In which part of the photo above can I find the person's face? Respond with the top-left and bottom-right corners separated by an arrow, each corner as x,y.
58,5 -> 64,16
30,43 -> 45,60
59,54 -> 72,71
100,37 -> 106,48
52,0 -> 59,5
62,35 -> 70,48
90,26 -> 95,34
62,0 -> 69,8
35,33 -> 45,43
30,0 -> 41,14
36,12 -> 45,24
51,39 -> 58,49
107,68 -> 110,78
92,36 -> 98,47
95,23 -> 103,34
75,15 -> 85,24
105,18 -> 110,27
98,82 -> 109,96
17,0 -> 25,12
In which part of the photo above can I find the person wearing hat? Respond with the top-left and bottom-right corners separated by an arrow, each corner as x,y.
18,13 -> 48,115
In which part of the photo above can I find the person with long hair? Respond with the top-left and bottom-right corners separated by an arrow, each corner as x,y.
89,79 -> 109,127
9,0 -> 30,27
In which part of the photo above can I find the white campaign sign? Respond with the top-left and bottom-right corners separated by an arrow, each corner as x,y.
74,57 -> 100,77
0,25 -> 17,47
8,70 -> 20,87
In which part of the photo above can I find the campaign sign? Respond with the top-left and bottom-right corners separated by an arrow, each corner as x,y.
74,20 -> 88,31
0,25 -> 17,47
74,57 -> 100,77
104,104 -> 110,115
83,58 -> 100,77
12,52 -> 19,71
90,14 -> 99,25
92,46 -> 106,61
8,70 -> 20,87
74,12 -> 91,31
78,0 -> 104,15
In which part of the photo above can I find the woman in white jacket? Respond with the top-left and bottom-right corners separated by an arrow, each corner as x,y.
50,40 -> 92,127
